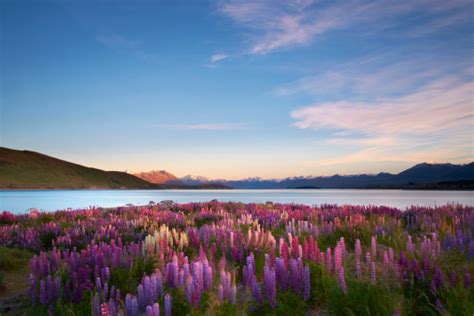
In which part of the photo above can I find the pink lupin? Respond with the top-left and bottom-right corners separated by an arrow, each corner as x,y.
355,256 -> 361,278
355,239 -> 362,259
334,244 -> 342,272
371,236 -> 377,259
338,266 -> 348,294
326,247 -> 332,273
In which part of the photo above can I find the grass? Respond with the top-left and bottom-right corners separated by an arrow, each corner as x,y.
327,278 -> 398,316
0,246 -> 33,271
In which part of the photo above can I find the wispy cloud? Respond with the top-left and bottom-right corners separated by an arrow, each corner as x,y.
209,53 -> 228,63
273,42 -> 474,103
291,75 -> 474,166
167,123 -> 247,131
218,0 -> 472,55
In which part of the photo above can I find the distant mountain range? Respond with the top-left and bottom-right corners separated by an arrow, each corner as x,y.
0,147 -> 227,190
180,163 -> 474,190
1,147 -> 472,190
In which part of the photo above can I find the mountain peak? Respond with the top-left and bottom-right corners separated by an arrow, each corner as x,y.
133,170 -> 182,185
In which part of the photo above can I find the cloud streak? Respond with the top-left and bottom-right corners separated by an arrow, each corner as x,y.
209,53 -> 228,63
219,0 -> 472,55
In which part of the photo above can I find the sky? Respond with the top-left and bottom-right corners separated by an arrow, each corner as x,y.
1,0 -> 473,179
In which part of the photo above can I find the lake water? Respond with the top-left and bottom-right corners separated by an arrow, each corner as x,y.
0,189 -> 472,214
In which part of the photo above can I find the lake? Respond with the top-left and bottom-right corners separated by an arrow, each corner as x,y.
0,189 -> 473,214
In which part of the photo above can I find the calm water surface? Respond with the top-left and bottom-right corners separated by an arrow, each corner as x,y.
0,189 -> 472,214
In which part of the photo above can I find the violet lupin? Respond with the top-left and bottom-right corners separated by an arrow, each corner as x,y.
137,284 -> 145,311
153,272 -> 163,298
164,293 -> 172,316
275,257 -> 288,290
46,275 -> 53,303
218,284 -> 224,302
108,298 -> 116,316
203,263 -> 213,291
250,274 -> 263,305
131,296 -> 139,316
53,275 -> 61,300
230,285 -> 237,305
40,279 -> 46,305
465,272 -> 471,288
185,275 -> 193,303
143,276 -> 152,305
302,265 -> 310,301
355,256 -> 361,278
263,265 -> 276,307
383,251 -> 389,278
371,261 -> 377,285
29,275 -> 36,305
115,289 -> 121,306
125,293 -> 133,315
191,261 -> 203,306
93,292 -> 101,316
365,252 -> 371,265
289,258 -> 300,292
146,306 -> 153,316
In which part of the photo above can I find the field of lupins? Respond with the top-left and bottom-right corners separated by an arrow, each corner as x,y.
0,202 -> 473,315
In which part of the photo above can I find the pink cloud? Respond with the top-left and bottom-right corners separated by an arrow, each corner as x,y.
291,78 -> 473,135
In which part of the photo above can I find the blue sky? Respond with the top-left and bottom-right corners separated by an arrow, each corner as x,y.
1,0 -> 473,179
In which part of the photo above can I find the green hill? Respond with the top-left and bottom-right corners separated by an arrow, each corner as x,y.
0,147 -> 159,189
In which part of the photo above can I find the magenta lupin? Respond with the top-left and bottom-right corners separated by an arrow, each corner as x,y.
326,247 -> 332,273
338,266 -> 347,294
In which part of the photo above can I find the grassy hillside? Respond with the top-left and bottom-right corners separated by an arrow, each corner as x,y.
0,147 -> 158,189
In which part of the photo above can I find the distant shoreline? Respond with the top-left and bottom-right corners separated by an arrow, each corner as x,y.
1,187 -> 473,191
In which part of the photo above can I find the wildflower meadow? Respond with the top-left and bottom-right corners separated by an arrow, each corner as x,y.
0,202 -> 473,315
